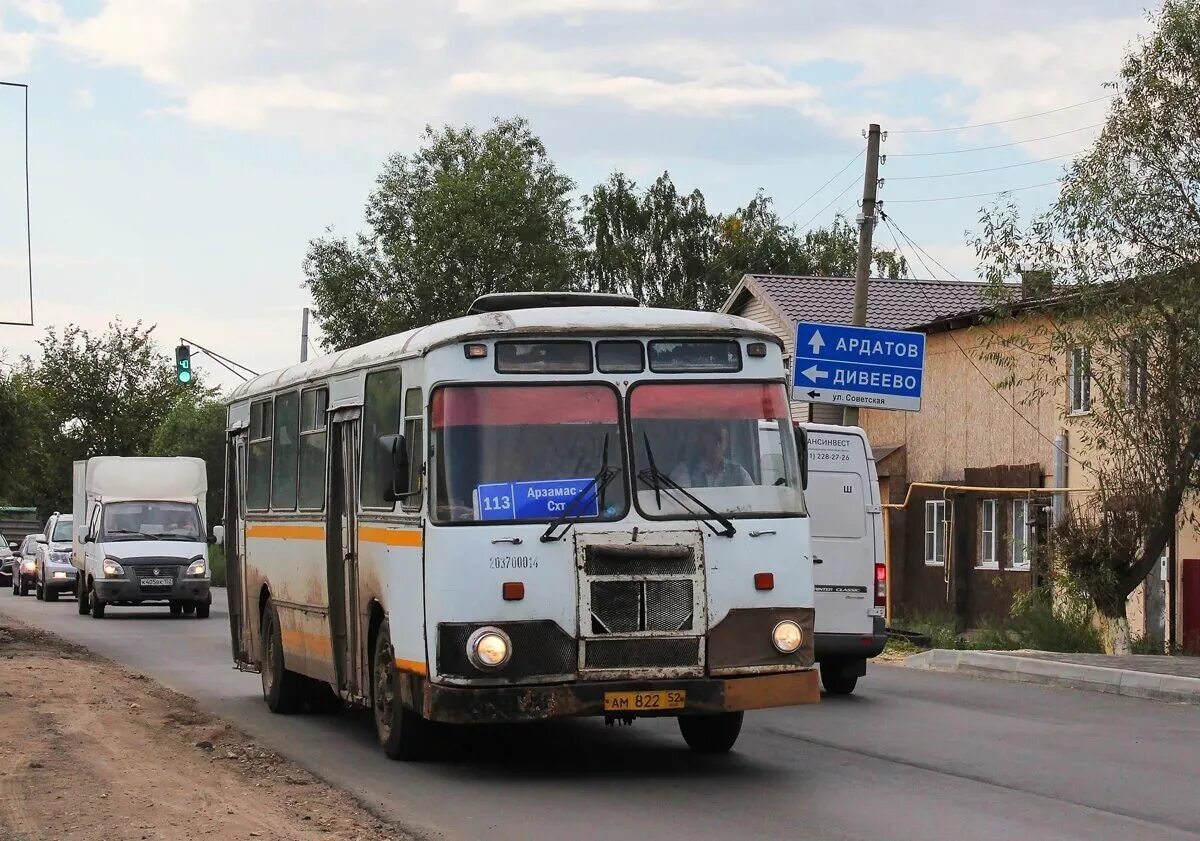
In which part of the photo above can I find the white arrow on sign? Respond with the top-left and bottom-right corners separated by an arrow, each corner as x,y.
802,364 -> 829,382
808,330 -> 825,355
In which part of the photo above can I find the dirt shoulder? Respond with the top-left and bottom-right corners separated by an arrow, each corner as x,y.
0,618 -> 409,841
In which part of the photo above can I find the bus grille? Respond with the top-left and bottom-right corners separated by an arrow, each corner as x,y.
590,581 -> 693,633
584,638 -> 700,670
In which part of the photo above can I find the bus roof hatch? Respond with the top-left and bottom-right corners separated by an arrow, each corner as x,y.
467,292 -> 641,315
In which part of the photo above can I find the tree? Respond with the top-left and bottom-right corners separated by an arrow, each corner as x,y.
152,395 -> 227,526
582,173 -> 906,311
17,321 -> 196,513
305,117 -> 584,350
0,366 -> 44,506
974,0 -> 1200,653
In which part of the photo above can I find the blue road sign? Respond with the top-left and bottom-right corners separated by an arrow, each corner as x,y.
793,322 -> 926,412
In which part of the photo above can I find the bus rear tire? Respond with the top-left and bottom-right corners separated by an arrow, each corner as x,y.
678,712 -> 743,754
261,599 -> 305,714
372,620 -> 436,761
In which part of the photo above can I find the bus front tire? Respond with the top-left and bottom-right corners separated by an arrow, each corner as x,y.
372,620 -> 436,761
678,712 -> 744,754
261,599 -> 305,714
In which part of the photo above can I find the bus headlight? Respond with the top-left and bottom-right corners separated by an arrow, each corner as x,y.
466,627 -> 512,670
771,620 -> 803,654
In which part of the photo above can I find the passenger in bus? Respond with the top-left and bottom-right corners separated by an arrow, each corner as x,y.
671,422 -> 753,488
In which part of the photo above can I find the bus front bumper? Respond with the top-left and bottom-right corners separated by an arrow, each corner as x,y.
407,669 -> 821,724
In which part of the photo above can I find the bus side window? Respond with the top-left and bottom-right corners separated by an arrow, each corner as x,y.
362,369 -> 403,509
402,387 -> 423,511
247,399 -> 273,510
298,387 -> 328,510
271,391 -> 300,511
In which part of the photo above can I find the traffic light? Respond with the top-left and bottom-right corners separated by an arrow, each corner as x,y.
175,344 -> 193,384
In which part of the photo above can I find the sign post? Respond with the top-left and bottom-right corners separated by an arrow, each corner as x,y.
793,322 -> 926,413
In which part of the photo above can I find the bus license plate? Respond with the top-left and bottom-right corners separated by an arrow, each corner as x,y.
140,577 -> 173,587
603,690 -> 686,711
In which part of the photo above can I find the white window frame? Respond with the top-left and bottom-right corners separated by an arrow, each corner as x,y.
1069,346 -> 1091,415
1010,499 -> 1033,570
924,500 -> 946,566
978,499 -> 998,568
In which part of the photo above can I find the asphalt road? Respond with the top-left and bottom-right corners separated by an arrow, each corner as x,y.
3,589 -> 1198,841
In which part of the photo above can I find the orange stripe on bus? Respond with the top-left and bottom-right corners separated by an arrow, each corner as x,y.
247,524 -> 325,541
360,526 -> 423,547
394,658 -> 428,676
280,628 -> 333,656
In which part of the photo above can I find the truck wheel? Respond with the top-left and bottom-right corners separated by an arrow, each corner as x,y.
77,579 -> 90,615
35,581 -> 43,600
195,599 -> 211,619
260,599 -> 305,714
90,588 -> 106,619
169,601 -> 183,616
45,587 -> 58,602
182,602 -> 196,616
820,663 -> 859,696
19,579 -> 29,597
372,620 -> 436,761
678,712 -> 744,754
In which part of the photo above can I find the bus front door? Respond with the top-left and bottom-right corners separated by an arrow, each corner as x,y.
327,414 -> 362,696
225,433 -> 252,666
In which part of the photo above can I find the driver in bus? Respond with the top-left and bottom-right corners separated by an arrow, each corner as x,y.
672,422 -> 753,488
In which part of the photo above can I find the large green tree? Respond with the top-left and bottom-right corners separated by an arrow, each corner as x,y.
305,117 -> 584,350
151,395 -> 226,525
975,0 -> 1200,653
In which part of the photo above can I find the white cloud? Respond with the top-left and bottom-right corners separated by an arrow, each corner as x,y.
12,0 -> 65,26
456,0 -> 682,24
166,75 -> 391,132
0,27 -> 34,76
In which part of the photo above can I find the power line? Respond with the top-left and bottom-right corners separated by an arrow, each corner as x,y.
887,150 -> 1084,181
880,212 -> 1092,475
0,82 -> 32,328
892,95 -> 1114,134
889,123 -> 1102,157
797,171 -> 861,232
778,148 -> 864,223
886,180 -> 1059,204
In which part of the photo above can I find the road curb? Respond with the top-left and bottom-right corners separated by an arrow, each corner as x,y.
904,650 -> 1200,704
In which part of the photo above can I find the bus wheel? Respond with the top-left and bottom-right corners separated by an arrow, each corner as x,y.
260,598 -> 305,714
372,620 -> 435,761
678,712 -> 744,754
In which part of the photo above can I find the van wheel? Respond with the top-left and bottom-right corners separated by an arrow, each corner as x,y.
182,602 -> 196,616
169,601 -> 183,616
35,581 -> 43,600
820,663 -> 859,696
18,579 -> 29,597
77,579 -> 90,615
372,621 -> 436,761
90,589 -> 106,618
260,599 -> 305,714
195,599 -> 211,619
678,712 -> 744,754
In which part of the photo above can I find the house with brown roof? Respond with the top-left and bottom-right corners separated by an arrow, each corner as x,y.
723,274 -> 1190,649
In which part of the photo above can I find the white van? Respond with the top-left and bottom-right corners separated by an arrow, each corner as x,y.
799,423 -> 886,694
72,456 -> 218,619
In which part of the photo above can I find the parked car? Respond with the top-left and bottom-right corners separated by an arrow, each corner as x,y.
11,534 -> 39,596
0,531 -> 16,585
35,513 -> 77,602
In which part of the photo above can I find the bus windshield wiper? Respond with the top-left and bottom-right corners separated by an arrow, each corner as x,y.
637,437 -> 736,538
541,435 -> 622,543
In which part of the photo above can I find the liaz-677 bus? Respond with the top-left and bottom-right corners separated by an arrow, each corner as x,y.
222,292 -> 817,759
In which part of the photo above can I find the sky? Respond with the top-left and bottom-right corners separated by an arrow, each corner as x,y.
0,0 -> 1154,392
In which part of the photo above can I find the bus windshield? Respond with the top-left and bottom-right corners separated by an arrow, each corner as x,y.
630,382 -> 805,518
431,384 -> 628,524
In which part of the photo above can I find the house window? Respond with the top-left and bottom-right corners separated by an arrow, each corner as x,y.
924,500 -> 946,565
978,499 -> 998,568
1125,340 -> 1147,407
1069,346 -> 1091,414
1011,499 -> 1035,570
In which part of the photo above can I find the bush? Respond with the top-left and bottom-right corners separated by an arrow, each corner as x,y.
208,544 -> 227,588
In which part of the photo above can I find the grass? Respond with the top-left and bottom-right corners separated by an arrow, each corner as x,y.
208,544 -> 227,588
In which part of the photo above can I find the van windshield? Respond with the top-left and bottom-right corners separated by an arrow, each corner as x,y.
630,382 -> 805,519
430,384 -> 627,524
102,502 -> 202,541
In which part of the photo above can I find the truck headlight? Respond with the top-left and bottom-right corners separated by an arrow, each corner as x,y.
102,558 -> 124,577
186,558 -> 207,578
466,627 -> 512,670
771,620 -> 803,654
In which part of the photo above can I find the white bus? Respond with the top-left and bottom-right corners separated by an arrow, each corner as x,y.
222,292 -> 817,759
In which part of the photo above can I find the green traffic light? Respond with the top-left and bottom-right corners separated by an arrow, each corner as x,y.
178,369 -> 192,384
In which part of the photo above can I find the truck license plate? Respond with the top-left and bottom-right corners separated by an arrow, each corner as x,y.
603,690 -> 686,711
140,577 -> 173,587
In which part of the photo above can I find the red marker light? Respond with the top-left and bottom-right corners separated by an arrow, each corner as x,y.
502,581 -> 525,601
754,572 -> 774,591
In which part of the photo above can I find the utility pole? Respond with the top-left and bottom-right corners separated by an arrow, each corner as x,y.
300,307 -> 310,363
843,123 -> 883,427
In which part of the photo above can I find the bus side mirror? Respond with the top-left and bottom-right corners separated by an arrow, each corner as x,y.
381,434 -> 409,502
794,426 -> 809,490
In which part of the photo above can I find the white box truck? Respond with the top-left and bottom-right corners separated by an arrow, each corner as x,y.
72,456 -> 219,619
